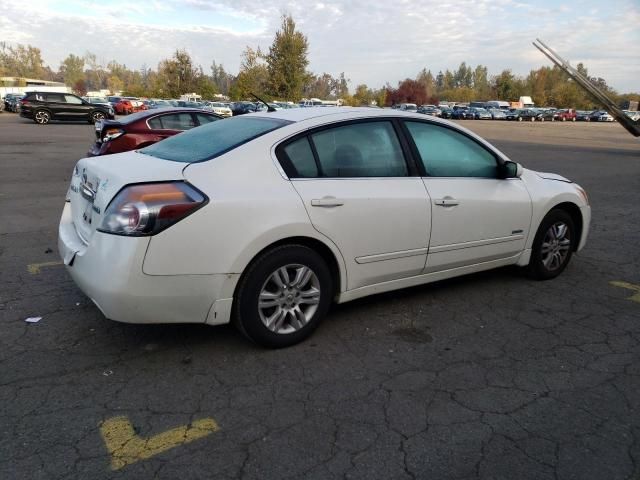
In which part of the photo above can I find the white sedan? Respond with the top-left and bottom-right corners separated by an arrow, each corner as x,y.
59,108 -> 591,347
203,102 -> 233,117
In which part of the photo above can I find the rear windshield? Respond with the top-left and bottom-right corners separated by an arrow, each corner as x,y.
139,116 -> 291,163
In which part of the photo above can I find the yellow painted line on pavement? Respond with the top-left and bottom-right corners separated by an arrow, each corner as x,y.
99,416 -> 220,470
610,281 -> 640,304
27,261 -> 63,275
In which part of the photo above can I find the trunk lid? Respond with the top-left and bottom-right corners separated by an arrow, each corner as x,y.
68,151 -> 186,243
94,119 -> 122,143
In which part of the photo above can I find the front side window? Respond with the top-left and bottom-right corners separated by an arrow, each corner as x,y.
309,121 -> 408,177
64,95 -> 83,105
405,121 -> 498,178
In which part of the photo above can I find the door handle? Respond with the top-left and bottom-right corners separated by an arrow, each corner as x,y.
311,197 -> 344,208
434,197 -> 459,207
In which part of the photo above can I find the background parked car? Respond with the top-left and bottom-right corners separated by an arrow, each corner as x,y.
468,107 -> 492,120
83,96 -> 114,111
576,110 -> 593,121
590,110 -> 614,122
88,107 -> 221,156
230,101 -> 259,115
505,109 -> 523,121
488,108 -> 507,120
113,99 -> 136,115
19,91 -> 114,124
4,93 -> 24,111
8,94 -> 26,112
556,109 -> 577,121
438,106 -> 453,119
417,105 -> 441,116
451,107 -> 471,120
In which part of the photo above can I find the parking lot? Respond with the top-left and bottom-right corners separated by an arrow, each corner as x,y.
1,113 -> 639,479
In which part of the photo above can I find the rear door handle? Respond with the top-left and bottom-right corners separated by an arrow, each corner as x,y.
434,197 -> 459,207
311,197 -> 344,208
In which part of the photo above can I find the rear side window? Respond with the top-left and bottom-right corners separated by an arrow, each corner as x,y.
196,114 -> 218,125
158,113 -> 196,130
46,93 -> 65,103
140,116 -> 290,163
405,121 -> 498,178
310,121 -> 407,177
282,137 -> 318,178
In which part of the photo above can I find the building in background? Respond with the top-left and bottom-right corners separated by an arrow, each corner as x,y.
0,77 -> 71,98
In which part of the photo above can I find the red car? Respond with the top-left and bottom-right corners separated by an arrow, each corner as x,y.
556,108 -> 577,122
114,99 -> 136,115
88,108 -> 222,156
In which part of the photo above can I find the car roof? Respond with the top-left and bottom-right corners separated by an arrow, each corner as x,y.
250,106 -> 453,123
114,107 -> 218,124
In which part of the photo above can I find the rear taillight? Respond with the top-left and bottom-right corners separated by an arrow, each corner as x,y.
102,128 -> 124,142
98,182 -> 206,236
20,99 -> 29,105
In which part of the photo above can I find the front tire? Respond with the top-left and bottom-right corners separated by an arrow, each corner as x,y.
234,245 -> 333,348
528,209 -> 575,280
90,111 -> 105,124
34,110 -> 51,124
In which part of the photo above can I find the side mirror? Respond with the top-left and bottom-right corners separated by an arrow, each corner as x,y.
503,161 -> 523,178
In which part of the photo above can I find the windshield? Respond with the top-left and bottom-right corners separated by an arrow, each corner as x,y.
140,116 -> 291,163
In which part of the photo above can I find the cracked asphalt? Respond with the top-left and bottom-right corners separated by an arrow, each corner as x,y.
1,113 -> 639,479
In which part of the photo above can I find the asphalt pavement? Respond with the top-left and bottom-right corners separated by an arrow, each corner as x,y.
1,113 -> 639,479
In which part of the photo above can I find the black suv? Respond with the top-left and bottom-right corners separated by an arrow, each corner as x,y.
20,92 -> 115,124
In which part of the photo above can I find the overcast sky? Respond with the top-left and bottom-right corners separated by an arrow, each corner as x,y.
2,0 -> 638,92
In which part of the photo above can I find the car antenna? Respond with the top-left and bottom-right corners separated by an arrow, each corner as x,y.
250,92 -> 276,112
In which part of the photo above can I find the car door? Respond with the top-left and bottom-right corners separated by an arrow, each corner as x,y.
402,120 -> 532,273
63,94 -> 89,118
44,93 -> 68,119
277,119 -> 432,290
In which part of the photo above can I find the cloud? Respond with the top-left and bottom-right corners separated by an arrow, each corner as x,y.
1,0 -> 638,92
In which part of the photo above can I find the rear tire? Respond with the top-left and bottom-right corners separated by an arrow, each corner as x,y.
34,110 -> 50,124
234,245 -> 333,348
527,209 -> 575,280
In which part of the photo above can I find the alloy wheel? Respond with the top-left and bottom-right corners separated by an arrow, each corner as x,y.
541,222 -> 571,271
257,264 -> 321,334
92,112 -> 105,122
35,111 -> 50,124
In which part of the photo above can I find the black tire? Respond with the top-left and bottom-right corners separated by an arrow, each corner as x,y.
234,245 -> 333,348
90,111 -> 105,124
34,109 -> 51,124
527,209 -> 575,280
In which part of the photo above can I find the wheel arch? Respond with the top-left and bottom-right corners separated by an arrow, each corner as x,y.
542,201 -> 584,251
232,235 -> 346,303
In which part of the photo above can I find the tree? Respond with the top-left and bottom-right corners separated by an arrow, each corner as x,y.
0,42 -> 47,78
266,14 -> 309,100
107,75 -> 123,94
59,54 -> 85,87
230,47 -> 269,100
416,68 -> 437,104
211,61 -> 233,96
